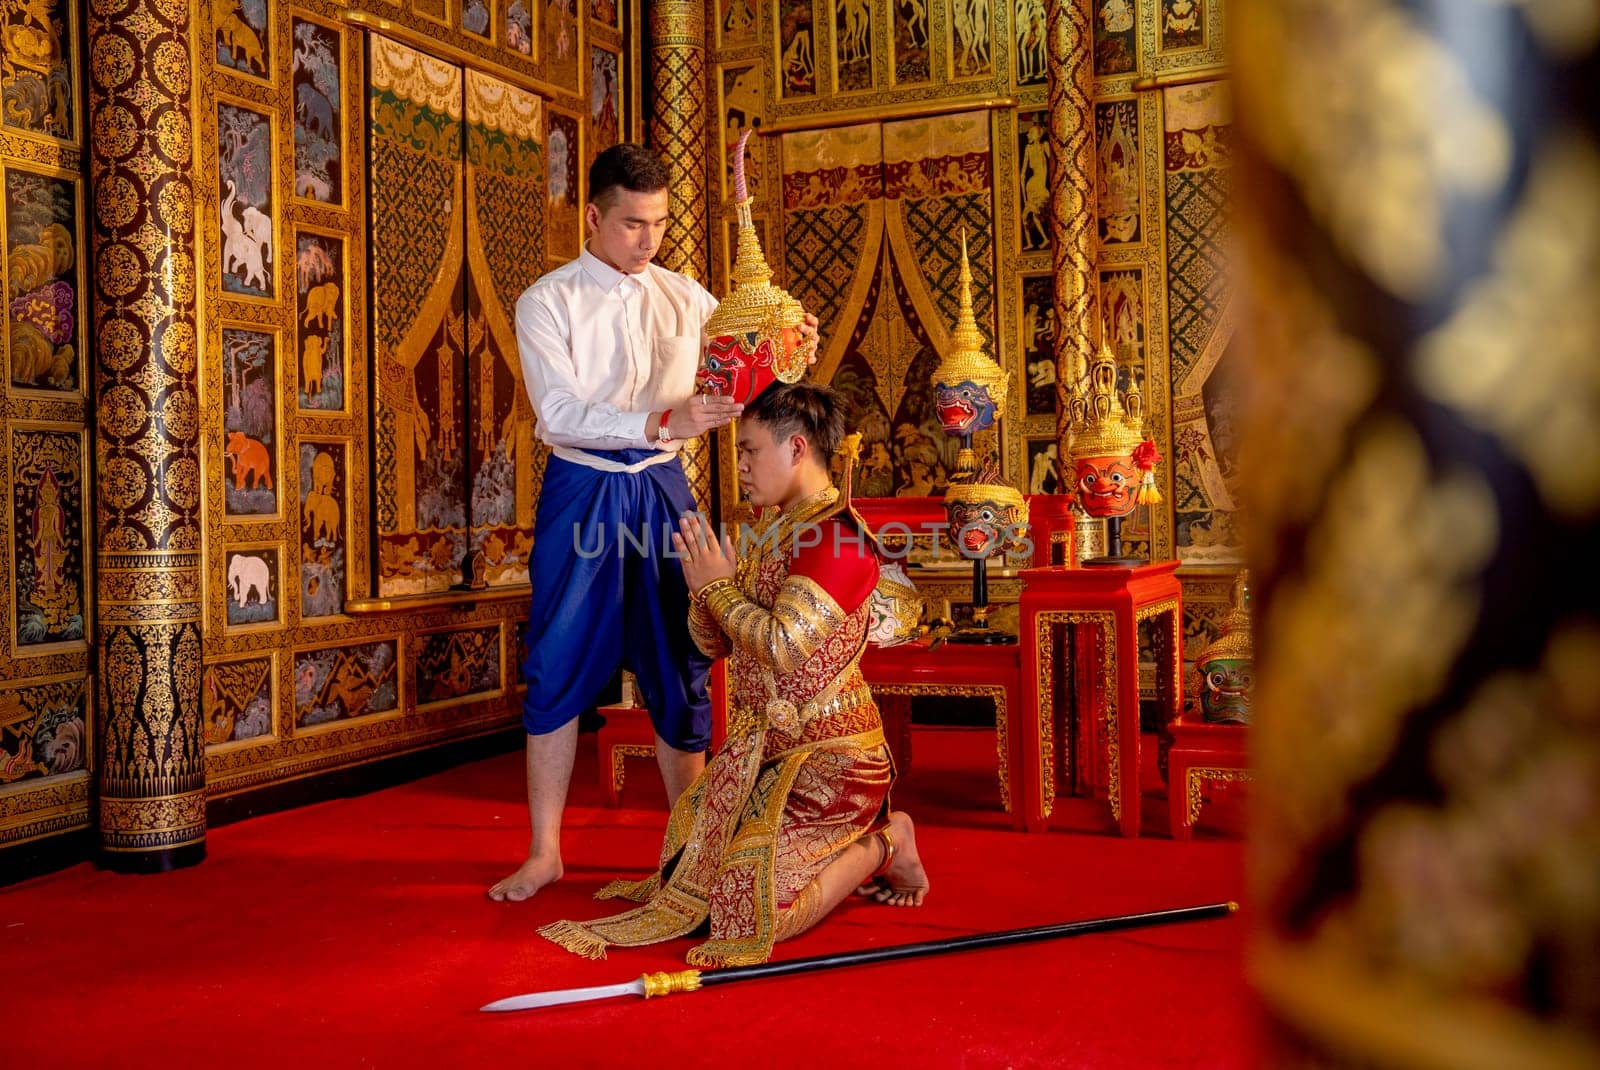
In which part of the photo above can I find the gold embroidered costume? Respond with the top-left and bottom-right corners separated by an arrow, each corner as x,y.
539,487 -> 892,965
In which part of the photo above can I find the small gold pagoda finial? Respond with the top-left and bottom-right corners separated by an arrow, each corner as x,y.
949,228 -> 985,359
730,130 -> 775,291
932,228 -> 1009,411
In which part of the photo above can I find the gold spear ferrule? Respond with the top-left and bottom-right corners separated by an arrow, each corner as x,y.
641,969 -> 704,998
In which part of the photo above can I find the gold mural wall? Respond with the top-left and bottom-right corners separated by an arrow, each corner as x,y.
1,0 -> 92,845
0,0 -> 638,852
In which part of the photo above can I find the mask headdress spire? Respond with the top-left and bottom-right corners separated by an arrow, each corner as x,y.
697,131 -> 816,403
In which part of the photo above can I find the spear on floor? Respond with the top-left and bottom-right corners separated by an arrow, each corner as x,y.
481,901 -> 1238,1012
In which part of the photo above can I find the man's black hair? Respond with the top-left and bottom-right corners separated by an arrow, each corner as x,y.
744,382 -> 849,461
588,143 -> 671,209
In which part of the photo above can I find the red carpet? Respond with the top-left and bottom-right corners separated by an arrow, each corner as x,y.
1,727 -> 1253,1068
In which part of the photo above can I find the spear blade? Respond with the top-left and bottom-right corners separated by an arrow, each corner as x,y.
480,978 -> 644,1012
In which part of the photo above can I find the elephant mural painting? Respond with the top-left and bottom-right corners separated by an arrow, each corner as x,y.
296,236 -> 343,409
299,443 -> 346,618
226,551 -> 278,626
218,102 -> 274,297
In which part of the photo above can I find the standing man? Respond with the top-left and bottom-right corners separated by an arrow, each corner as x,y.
491,144 -> 737,903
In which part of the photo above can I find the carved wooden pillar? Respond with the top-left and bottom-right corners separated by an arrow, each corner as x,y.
87,0 -> 206,870
647,0 -> 713,513
1044,0 -> 1096,480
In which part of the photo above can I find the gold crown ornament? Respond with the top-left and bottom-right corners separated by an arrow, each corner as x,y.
696,130 -> 817,404
1066,338 -> 1162,518
1194,571 -> 1254,666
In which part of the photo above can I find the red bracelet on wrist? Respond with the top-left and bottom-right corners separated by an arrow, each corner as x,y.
657,409 -> 674,445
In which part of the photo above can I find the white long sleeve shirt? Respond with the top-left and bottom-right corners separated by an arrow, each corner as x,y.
515,246 -> 717,460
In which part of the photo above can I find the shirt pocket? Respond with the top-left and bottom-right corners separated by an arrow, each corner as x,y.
651,335 -> 702,396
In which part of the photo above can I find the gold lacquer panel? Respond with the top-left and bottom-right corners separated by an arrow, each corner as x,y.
294,635 -> 401,729
544,0 -> 584,89
1095,97 -> 1140,246
2,0 -> 78,142
507,0 -> 535,56
298,438 -> 348,617
5,162 -> 85,394
223,543 -> 282,632
217,97 -> 279,301
1018,271 -> 1054,418
203,653 -> 276,746
717,62 -> 763,204
10,423 -> 87,653
717,0 -> 757,48
1024,433 -> 1062,494
1163,80 -> 1238,564
0,672 -> 89,788
413,624 -> 501,707
1016,107 -> 1050,254
369,36 -> 467,596
892,0 -> 932,86
833,0 -> 875,94
588,42 -> 620,158
775,0 -> 817,98
219,324 -> 282,521
1091,0 -> 1137,77
214,0 -> 273,85
947,0 -> 993,80
368,42 -> 545,598
290,14 -> 346,207
1013,0 -> 1046,87
588,0 -> 618,32
462,0 -> 496,42
463,68 -> 544,586
544,102 -> 582,264
777,113 -> 1001,502
294,226 -> 348,414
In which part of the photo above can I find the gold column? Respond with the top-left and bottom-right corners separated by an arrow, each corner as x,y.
1236,1 -> 1600,1064
1045,0 -> 1096,478
647,0 -> 713,512
88,0 -> 206,870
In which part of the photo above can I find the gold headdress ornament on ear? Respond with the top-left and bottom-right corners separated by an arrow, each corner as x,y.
837,431 -> 863,502
696,130 -> 817,403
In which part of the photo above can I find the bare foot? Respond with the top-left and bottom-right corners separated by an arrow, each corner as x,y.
487,853 -> 562,902
856,811 -> 929,907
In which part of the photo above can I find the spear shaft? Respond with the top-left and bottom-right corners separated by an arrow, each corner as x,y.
481,901 -> 1237,1012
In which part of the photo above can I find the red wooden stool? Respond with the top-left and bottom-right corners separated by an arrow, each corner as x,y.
597,661 -> 727,806
1166,720 -> 1250,840
1018,560 -> 1183,836
860,638 -> 1028,829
